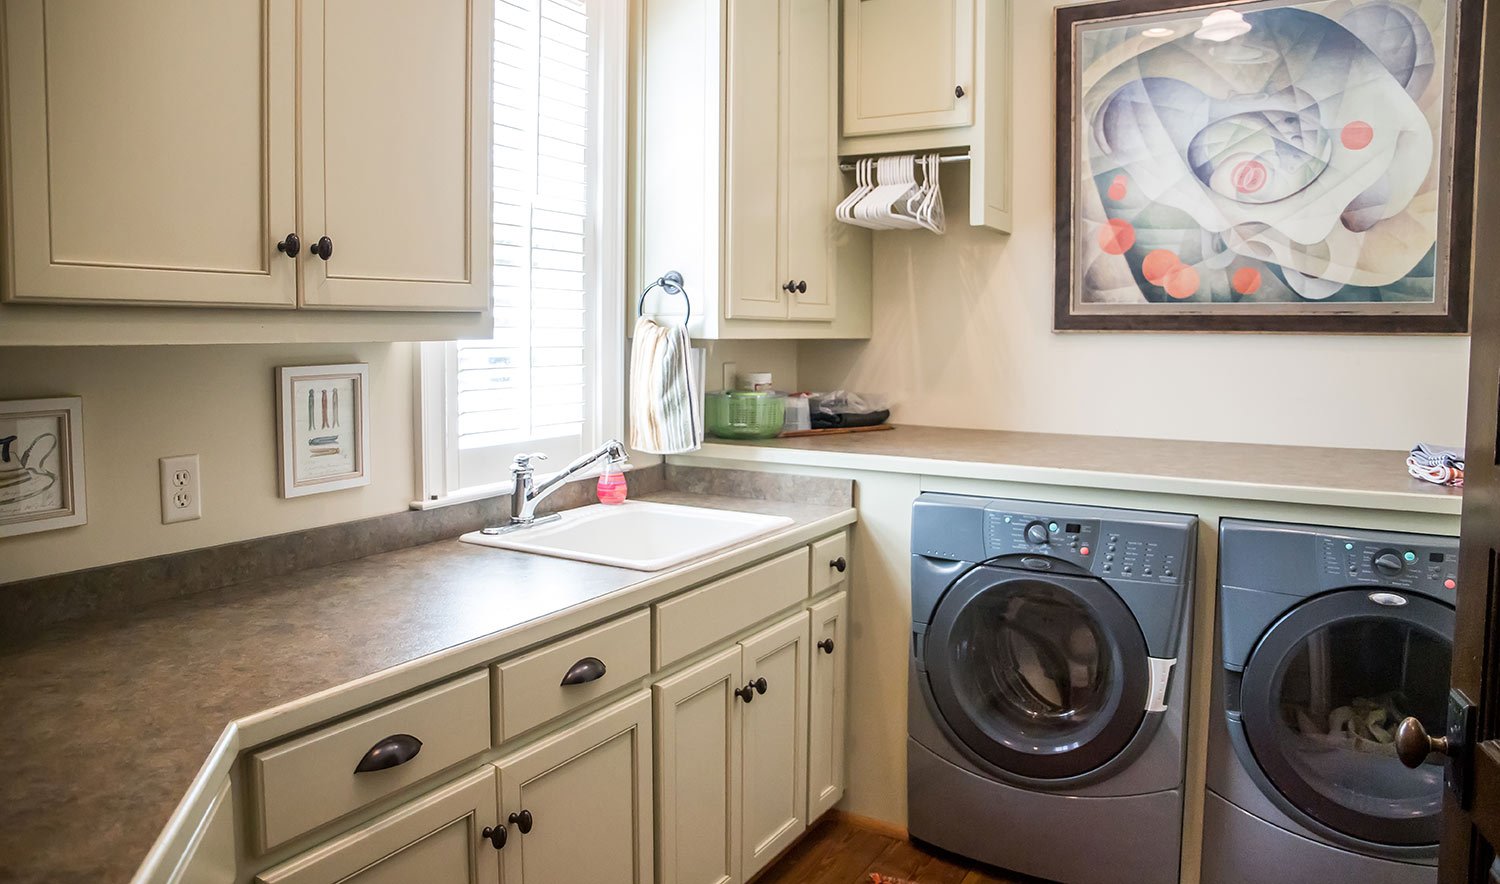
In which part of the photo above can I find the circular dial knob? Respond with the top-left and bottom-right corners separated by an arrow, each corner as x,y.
1373,550 -> 1405,576
1024,522 -> 1050,545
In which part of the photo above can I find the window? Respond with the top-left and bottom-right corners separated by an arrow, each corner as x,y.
419,0 -> 625,503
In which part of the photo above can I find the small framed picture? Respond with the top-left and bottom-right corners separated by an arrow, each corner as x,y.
276,364 -> 370,498
1,397 -> 86,538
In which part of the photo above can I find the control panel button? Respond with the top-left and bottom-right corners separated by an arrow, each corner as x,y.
1445,578 -> 1457,590
1080,546 -> 1090,556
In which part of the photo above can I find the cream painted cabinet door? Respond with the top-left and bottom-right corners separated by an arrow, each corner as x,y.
494,691 -> 654,884
654,646 -> 743,884
807,591 -> 848,819
255,768 -> 500,884
298,0 -> 490,311
1,0 -> 297,307
739,611 -> 810,879
781,0 -> 837,322
841,0 -> 975,137
723,0 -> 786,321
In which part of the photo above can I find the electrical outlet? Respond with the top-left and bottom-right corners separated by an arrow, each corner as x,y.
160,454 -> 202,524
722,361 -> 737,393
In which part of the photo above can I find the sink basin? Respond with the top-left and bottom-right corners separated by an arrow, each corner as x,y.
459,501 -> 795,571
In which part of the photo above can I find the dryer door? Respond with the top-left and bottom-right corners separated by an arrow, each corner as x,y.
1237,590 -> 1453,846
923,565 -> 1152,779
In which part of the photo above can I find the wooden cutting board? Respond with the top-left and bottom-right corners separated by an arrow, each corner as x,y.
777,424 -> 895,438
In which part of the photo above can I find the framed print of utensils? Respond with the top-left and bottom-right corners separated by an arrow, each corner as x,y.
276,364 -> 370,498
0,397 -> 86,538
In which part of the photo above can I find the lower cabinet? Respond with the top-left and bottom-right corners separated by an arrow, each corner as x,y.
807,591 -> 849,819
740,613 -> 811,878
255,767 -> 500,884
248,535 -> 852,884
654,646 -> 744,884
493,690 -> 655,884
655,609 -> 814,884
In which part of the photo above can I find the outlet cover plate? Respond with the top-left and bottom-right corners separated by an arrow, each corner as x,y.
160,454 -> 202,524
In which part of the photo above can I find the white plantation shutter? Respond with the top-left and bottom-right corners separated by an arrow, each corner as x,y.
439,0 -> 615,492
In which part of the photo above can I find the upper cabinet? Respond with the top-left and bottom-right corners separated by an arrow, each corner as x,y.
839,0 -> 1013,233
297,0 -> 489,312
842,0 -> 975,137
1,0 -> 298,308
0,0 -> 492,343
631,0 -> 871,340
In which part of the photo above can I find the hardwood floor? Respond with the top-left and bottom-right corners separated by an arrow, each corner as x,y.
754,814 -> 1031,884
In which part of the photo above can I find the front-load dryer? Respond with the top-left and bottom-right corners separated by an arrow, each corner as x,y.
1202,519 -> 1459,884
908,493 -> 1198,884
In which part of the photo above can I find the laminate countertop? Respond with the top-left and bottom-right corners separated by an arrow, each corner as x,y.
0,492 -> 855,884
690,426 -> 1462,515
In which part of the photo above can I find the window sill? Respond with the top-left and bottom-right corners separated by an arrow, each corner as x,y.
408,462 -> 634,511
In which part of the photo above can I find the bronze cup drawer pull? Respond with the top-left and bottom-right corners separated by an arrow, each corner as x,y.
560,656 -> 607,686
353,733 -> 423,773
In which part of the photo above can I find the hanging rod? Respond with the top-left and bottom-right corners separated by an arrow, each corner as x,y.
838,153 -> 970,173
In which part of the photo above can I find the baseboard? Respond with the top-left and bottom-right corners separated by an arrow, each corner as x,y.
833,809 -> 909,842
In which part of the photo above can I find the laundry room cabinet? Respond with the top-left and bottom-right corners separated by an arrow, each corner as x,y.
0,0 -> 491,342
842,0 -> 975,137
806,590 -> 848,820
654,609 -> 814,883
255,767 -> 500,884
491,691 -> 655,884
837,0 -> 1014,233
631,0 -> 871,339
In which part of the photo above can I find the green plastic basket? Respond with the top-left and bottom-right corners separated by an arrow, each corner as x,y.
705,391 -> 786,440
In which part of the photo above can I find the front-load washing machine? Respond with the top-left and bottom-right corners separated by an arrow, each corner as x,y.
1202,519 -> 1459,884
908,493 -> 1198,884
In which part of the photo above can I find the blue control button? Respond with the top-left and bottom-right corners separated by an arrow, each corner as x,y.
1404,551 -> 1417,563
1345,543 -> 1354,551
1048,522 -> 1059,532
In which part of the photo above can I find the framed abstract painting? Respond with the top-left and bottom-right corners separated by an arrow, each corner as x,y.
1055,0 -> 1481,332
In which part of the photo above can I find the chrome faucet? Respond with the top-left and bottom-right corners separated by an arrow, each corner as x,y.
481,439 -> 629,535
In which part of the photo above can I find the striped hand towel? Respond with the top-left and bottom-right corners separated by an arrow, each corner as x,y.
1408,443 -> 1465,487
629,318 -> 704,455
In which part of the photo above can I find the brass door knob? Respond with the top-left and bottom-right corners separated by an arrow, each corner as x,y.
1395,717 -> 1448,768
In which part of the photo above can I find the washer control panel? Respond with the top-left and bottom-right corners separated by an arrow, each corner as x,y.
1319,534 -> 1459,592
984,510 -> 1189,585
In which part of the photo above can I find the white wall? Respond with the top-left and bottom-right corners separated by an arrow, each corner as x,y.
798,0 -> 1470,452
0,344 -> 420,584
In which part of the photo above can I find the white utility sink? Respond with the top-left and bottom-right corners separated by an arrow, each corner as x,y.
460,501 -> 794,571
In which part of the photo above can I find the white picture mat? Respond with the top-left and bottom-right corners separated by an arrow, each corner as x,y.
0,397 -> 86,538
276,364 -> 371,498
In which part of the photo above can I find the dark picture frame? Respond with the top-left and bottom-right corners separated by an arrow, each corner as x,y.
1054,0 -> 1480,333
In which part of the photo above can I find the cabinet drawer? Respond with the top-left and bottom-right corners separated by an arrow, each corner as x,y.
810,532 -> 849,595
655,547 -> 810,668
494,609 -> 652,742
250,671 -> 490,851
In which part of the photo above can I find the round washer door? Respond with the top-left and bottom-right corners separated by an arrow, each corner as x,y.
923,564 -> 1152,780
1238,590 -> 1453,846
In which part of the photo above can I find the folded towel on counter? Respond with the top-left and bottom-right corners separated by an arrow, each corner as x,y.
629,318 -> 704,455
1408,443 -> 1465,487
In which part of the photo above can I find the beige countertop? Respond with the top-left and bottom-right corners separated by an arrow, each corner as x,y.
689,426 -> 1462,515
0,492 -> 854,884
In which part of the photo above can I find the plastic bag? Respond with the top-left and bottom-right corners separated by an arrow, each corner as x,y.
810,391 -> 890,429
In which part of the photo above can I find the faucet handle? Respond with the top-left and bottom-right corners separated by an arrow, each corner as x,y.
512,452 -> 549,472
